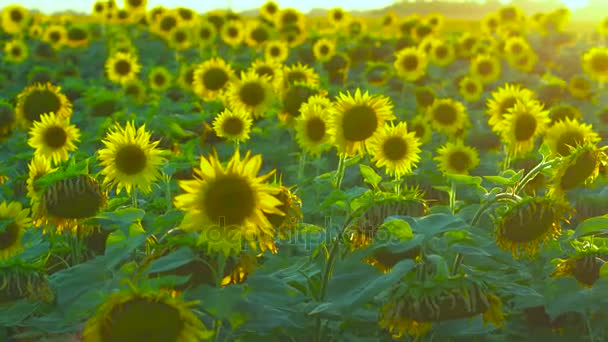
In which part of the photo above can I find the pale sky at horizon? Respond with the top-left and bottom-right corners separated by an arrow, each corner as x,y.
0,0 -> 590,14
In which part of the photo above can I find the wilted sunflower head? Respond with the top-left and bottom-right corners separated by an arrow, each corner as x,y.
226,70 -> 275,118
33,172 -> 106,234
192,57 -> 235,102
582,47 -> 608,83
380,276 -> 504,338
82,288 -> 212,342
0,261 -> 53,303
552,253 -> 606,287
211,108 -> 253,143
28,112 -> 81,165
329,88 -> 395,157
544,118 -> 599,157
548,142 -> 607,198
394,47 -> 428,82
15,82 -> 73,127
425,98 -> 468,137
0,201 -> 31,260
263,183 -> 303,239
367,121 -> 422,178
495,196 -> 569,258
174,148 -> 283,256
434,140 -> 480,175
97,121 -> 167,195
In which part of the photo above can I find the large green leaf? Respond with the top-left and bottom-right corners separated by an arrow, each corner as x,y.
146,246 -> 196,274
569,215 -> 608,240
359,164 -> 382,190
399,213 -> 470,240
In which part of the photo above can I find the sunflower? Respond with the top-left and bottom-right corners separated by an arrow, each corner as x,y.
543,118 -> 599,157
211,108 -> 252,143
105,52 -> 141,85
500,99 -> 550,157
195,20 -> 217,47
32,173 -> 107,234
66,25 -> 90,48
147,66 -> 173,92
27,113 -> 80,165
552,253 -> 606,287
280,63 -> 320,90
414,86 -> 435,111
82,288 -> 212,342
568,74 -> 594,100
3,39 -> 29,64
248,59 -> 283,90
125,0 -> 147,13
409,114 -> 432,144
42,24 -> 67,50
97,121 -> 167,195
220,20 -> 245,47
244,21 -> 272,48
26,156 -> 56,214
346,17 -> 366,40
394,47 -> 428,82
15,83 -> 73,127
495,196 -> 568,258
509,48 -> 538,73
276,8 -> 305,29
549,104 -> 583,125
312,38 -> 336,63
458,76 -> 484,102
486,83 -> 535,133
0,201 -> 30,260
262,183 -> 303,240
429,39 -> 455,67
177,63 -> 197,92
329,89 -> 395,157
260,1 -> 280,22
434,140 -> 480,175
470,54 -> 501,84
502,35 -> 530,59
225,70 -> 275,118
192,57 -> 235,102
548,143 -> 607,198
264,40 -> 289,63
167,26 -> 193,51
1,5 -> 29,34
174,149 -> 283,255
582,47 -> 608,83
425,98 -> 469,137
0,101 -> 16,141
294,100 -> 333,156
123,78 -> 147,104
367,122 -> 421,178
278,83 -> 321,124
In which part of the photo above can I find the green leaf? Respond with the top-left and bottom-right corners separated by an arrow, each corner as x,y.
483,175 -> 516,186
425,254 -> 450,280
569,215 -> 608,240
400,213 -> 470,240
380,217 -> 413,241
0,300 -> 39,326
359,164 -> 382,190
446,173 -> 483,185
85,208 -> 145,236
0,218 -> 15,234
146,247 -> 196,274
600,262 -> 608,280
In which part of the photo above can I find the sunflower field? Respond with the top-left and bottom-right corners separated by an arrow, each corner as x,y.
1,0 -> 608,341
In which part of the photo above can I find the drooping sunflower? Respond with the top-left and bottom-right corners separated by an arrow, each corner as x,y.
312,38 -> 336,63
500,99 -> 550,157
211,108 -> 252,143
486,83 -> 535,133
32,172 -> 107,234
147,65 -> 173,92
97,121 -> 167,195
263,182 -> 303,240
552,252 -> 606,288
28,113 -> 80,165
3,39 -> 29,64
548,143 -> 607,199
281,63 -> 320,89
543,118 -> 599,157
174,149 -> 284,255
394,47 -> 428,82
1,5 -> 30,34
425,98 -> 469,137
582,47 -> 608,83
105,51 -> 141,85
0,201 -> 31,260
495,196 -> 569,258
328,89 -> 395,157
26,156 -> 56,215
470,54 -> 501,84
367,121 -> 421,178
15,82 -> 73,127
434,140 -> 480,175
458,75 -> 484,102
65,25 -> 90,48
192,57 -> 236,102
42,24 -> 67,50
264,40 -> 289,63
225,70 -> 275,118
82,288 -> 212,342
220,19 -> 245,47
294,101 -> 333,156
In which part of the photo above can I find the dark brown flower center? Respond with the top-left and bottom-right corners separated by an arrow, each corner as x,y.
204,174 -> 255,226
556,130 -> 584,156
591,53 -> 608,72
477,61 -> 493,76
23,90 -> 62,122
305,117 -> 325,142
115,145 -> 147,175
448,151 -> 471,173
560,150 -> 597,190
202,67 -> 229,91
43,175 -> 104,219
239,82 -> 266,107
401,55 -> 419,71
0,222 -> 20,250
114,60 -> 132,76
342,104 -> 378,141
433,103 -> 457,125
514,113 -> 537,141
10,9 -> 23,23
43,126 -> 67,148
222,117 -> 244,136
383,136 -> 408,161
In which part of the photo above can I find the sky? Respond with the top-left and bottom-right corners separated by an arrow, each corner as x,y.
0,0 -> 591,14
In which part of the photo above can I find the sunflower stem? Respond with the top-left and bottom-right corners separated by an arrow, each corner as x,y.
164,173 -> 172,211
331,154 -> 347,190
513,158 -> 559,195
131,189 -> 138,208
297,152 -> 307,181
